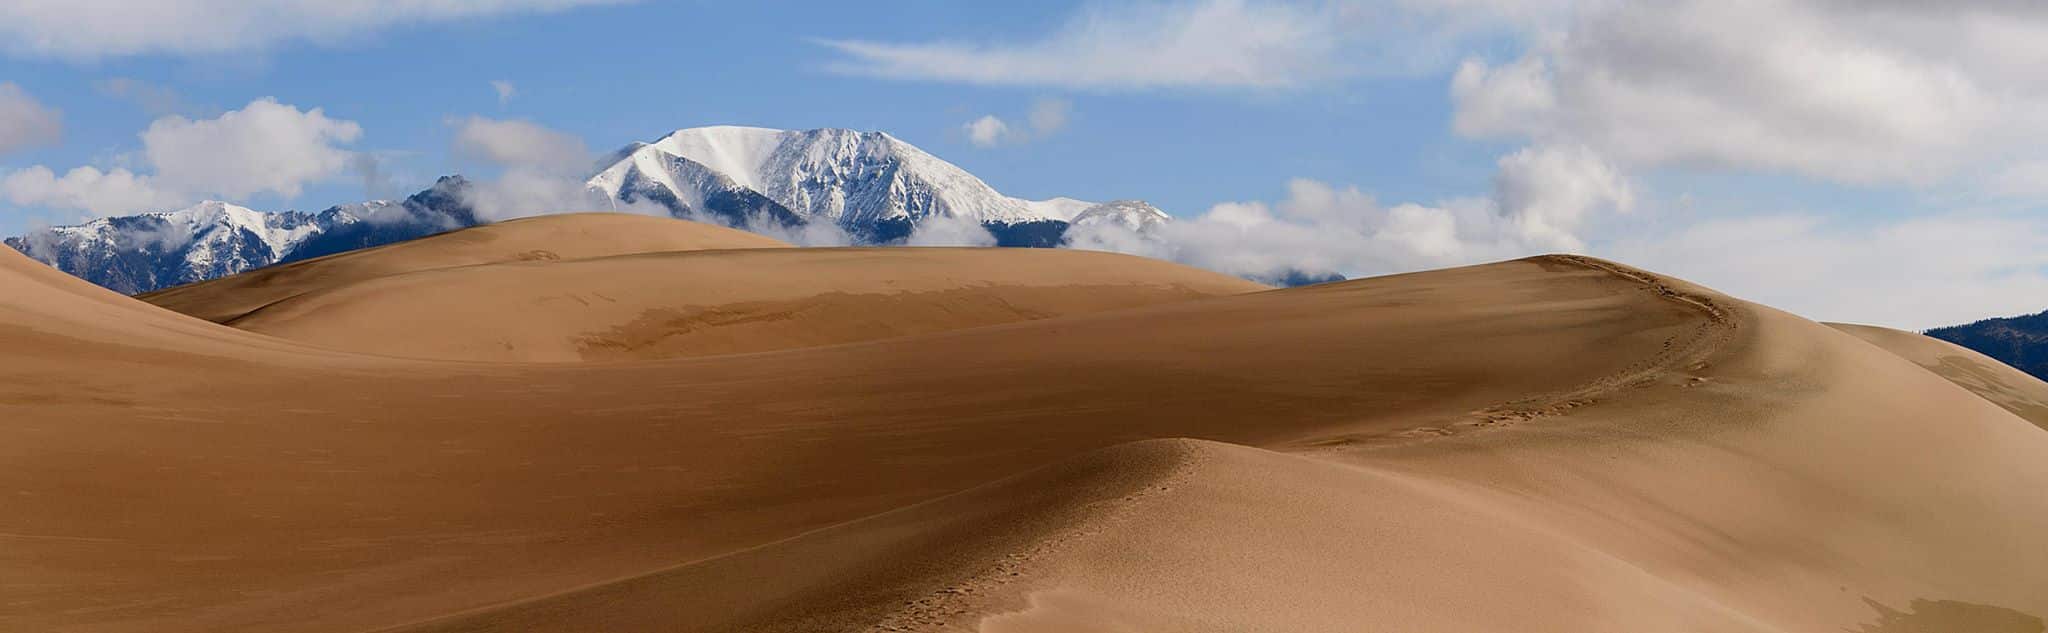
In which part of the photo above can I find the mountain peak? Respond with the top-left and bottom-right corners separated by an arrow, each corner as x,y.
1071,199 -> 1172,231
592,125 -> 1040,228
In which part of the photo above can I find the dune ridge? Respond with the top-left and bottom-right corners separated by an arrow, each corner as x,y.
1,217 -> 2044,633
138,212 -> 793,324
217,247 -> 1270,362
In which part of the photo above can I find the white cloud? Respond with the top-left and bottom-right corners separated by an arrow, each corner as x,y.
906,213 -> 998,247
733,216 -> 856,247
2,166 -> 186,217
1449,0 -> 2048,185
821,0 -> 1350,89
817,0 -> 1564,90
1422,0 -> 2048,328
143,98 -> 362,199
3,98 -> 361,216
446,116 -> 629,221
1066,144 -> 1632,282
962,115 -> 1014,148
1493,143 -> 1633,251
1985,160 -> 2048,200
962,97 -> 1073,148
0,0 -> 627,60
491,80 -> 517,106
450,115 -> 587,171
0,82 -> 62,156
1603,212 -> 2048,330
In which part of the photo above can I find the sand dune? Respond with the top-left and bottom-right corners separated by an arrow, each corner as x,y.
3,222 -> 2045,633
395,259 -> 2048,633
220,247 -> 1270,362
138,212 -> 792,324
1831,322 -> 2048,430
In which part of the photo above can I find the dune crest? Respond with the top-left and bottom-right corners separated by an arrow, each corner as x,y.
138,212 -> 792,324
221,247 -> 1270,362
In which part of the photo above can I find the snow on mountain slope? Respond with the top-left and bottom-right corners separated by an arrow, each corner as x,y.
9,127 -> 1186,293
1023,197 -> 1098,222
1070,199 -> 1172,231
7,178 -> 477,294
589,126 -> 1044,227
5,201 -> 322,293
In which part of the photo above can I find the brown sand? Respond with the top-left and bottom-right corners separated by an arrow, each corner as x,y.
1829,322 -> 2048,430
2,219 -> 2044,633
138,212 -> 792,324
217,247 -> 1270,362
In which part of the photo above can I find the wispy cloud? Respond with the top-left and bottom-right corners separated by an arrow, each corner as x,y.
0,0 -> 629,60
820,0 -> 1351,90
490,80 -> 517,107
93,78 -> 204,117
1028,98 -> 1071,135
0,83 -> 62,156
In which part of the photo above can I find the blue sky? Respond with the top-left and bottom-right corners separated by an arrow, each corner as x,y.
1,0 -> 2045,328
0,1 -> 1495,224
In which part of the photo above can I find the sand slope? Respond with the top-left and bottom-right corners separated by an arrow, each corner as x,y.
1830,322 -> 2048,430
138,212 -> 792,324
2,238 -> 2044,633
222,247 -> 1270,362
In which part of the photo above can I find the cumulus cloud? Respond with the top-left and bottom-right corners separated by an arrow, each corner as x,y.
0,82 -> 62,156
491,80 -> 517,106
962,98 -> 1073,148
1449,0 -> 2048,185
0,0 -> 626,60
3,98 -> 361,216
144,98 -> 362,199
962,115 -> 1014,148
1,166 -> 186,217
1493,143 -> 1633,251
1066,144 -> 1632,281
1417,0 -> 2048,326
1603,212 -> 2048,330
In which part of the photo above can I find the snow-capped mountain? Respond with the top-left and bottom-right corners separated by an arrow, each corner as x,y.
7,126 -> 1186,293
586,126 -> 1160,246
6,177 -> 477,294
1021,197 -> 1100,221
5,201 -> 322,293
590,126 -> 1043,229
1068,200 -> 1172,232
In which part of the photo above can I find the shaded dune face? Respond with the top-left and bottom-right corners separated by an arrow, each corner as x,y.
1,230 -> 2044,633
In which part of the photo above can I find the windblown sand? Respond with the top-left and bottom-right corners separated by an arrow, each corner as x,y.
2,214 -> 2043,633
